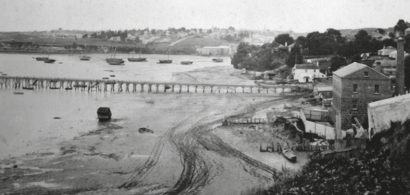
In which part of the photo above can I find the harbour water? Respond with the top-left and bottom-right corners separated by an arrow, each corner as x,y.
0,53 -> 234,158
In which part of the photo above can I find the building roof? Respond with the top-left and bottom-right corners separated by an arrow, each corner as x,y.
316,86 -> 333,91
294,64 -> 318,69
405,27 -> 410,32
368,93 -> 410,136
332,62 -> 367,77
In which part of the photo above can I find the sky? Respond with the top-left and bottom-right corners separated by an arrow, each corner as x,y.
0,0 -> 409,32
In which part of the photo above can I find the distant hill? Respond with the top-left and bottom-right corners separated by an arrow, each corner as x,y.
172,37 -> 230,48
337,27 -> 395,37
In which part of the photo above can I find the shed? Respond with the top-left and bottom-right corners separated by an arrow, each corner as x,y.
97,107 -> 112,121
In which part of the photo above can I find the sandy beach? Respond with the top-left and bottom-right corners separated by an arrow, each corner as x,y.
0,62 -> 309,195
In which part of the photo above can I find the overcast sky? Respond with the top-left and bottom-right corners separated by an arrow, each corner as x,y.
1,0 -> 409,32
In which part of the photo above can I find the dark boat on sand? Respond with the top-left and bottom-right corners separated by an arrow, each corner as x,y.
22,86 -> 34,90
106,47 -> 124,65
128,48 -> 147,62
36,57 -> 48,61
80,56 -> 91,61
212,58 -> 223,62
97,107 -> 112,121
106,58 -> 124,65
44,59 -> 56,63
50,87 -> 60,90
180,61 -> 193,65
158,59 -> 172,64
65,87 -> 73,90
159,48 -> 172,64
279,143 -> 297,162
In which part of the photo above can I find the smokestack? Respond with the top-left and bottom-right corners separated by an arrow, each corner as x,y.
396,37 -> 405,95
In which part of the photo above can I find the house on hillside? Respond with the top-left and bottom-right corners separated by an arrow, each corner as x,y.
196,46 -> 230,56
109,36 -> 121,42
292,64 -> 327,83
405,28 -> 410,36
332,62 -> 391,137
372,58 -> 396,77
377,46 -> 396,56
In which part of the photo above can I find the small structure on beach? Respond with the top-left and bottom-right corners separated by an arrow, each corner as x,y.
97,107 -> 112,121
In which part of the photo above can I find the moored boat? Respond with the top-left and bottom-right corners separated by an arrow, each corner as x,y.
44,59 -> 56,63
158,59 -> 172,64
106,58 -> 124,65
36,57 -> 48,61
65,87 -> 73,90
212,58 -> 223,62
128,57 -> 147,62
128,48 -> 147,62
22,86 -> 34,90
180,61 -> 193,65
279,144 -> 297,162
80,56 -> 91,61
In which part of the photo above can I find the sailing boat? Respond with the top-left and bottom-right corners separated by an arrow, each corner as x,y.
128,47 -> 147,62
44,46 -> 56,63
80,45 -> 91,61
106,47 -> 124,65
212,49 -> 223,62
158,48 -> 172,64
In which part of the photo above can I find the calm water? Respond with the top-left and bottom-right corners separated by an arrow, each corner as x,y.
0,53 -> 232,158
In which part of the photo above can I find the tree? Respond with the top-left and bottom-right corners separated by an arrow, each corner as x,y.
285,45 -> 303,67
82,34 -> 88,38
376,28 -> 386,35
330,55 -> 347,72
274,34 -> 294,46
326,28 -> 343,43
394,19 -> 409,36
228,26 -> 235,31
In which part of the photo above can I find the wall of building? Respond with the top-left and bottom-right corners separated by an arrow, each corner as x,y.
333,68 -> 391,130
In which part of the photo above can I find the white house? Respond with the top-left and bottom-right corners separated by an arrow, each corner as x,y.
109,36 -> 121,42
377,46 -> 396,56
292,64 -> 327,83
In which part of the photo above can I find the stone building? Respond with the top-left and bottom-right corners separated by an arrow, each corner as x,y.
332,62 -> 391,135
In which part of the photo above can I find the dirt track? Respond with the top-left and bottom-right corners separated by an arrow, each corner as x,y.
118,93 -> 302,195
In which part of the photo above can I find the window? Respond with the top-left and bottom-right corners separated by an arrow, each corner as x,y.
353,84 -> 358,93
352,99 -> 358,110
364,71 -> 369,77
375,85 -> 380,94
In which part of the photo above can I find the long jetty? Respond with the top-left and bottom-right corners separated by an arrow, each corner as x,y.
0,76 -> 309,94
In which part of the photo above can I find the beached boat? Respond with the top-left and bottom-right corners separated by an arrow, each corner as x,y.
65,87 -> 73,90
159,48 -> 172,64
49,87 -> 60,90
22,86 -> 34,90
180,61 -> 193,65
212,58 -> 223,62
80,56 -> 91,61
279,144 -> 297,162
44,59 -> 56,63
106,47 -> 124,65
80,45 -> 91,61
128,47 -> 147,62
13,92 -> 24,95
36,57 -> 48,61
97,107 -> 112,121
158,59 -> 172,64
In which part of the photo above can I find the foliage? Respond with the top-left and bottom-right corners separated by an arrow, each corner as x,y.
285,45 -> 303,67
394,19 -> 409,36
274,34 -> 295,46
405,56 -> 410,91
330,55 -> 347,72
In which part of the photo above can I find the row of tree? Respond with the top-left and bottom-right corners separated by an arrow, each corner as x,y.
231,19 -> 410,72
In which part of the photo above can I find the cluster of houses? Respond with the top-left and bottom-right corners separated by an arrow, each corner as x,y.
291,37 -> 408,143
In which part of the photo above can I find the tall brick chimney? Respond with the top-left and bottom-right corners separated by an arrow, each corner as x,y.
396,37 -> 405,95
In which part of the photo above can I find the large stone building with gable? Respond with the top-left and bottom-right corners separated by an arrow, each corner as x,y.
332,62 -> 391,135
